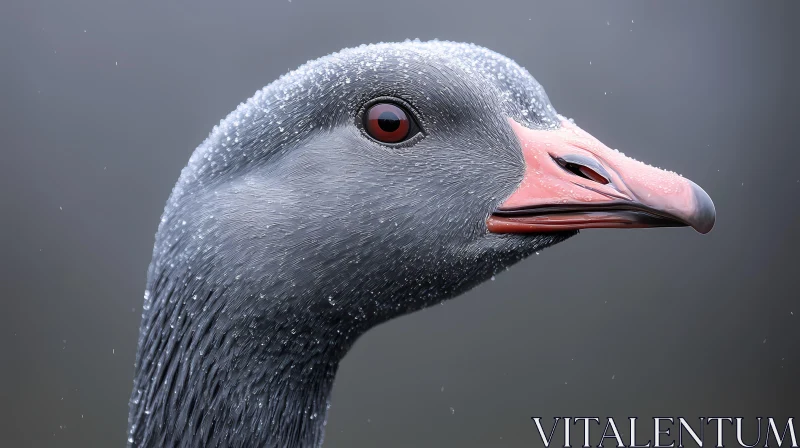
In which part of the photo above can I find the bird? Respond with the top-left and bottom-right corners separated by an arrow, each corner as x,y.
127,40 -> 715,448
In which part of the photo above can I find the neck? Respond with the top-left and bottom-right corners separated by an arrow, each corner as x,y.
128,276 -> 351,448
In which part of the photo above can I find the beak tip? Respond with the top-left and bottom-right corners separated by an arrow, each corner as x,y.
689,181 -> 716,234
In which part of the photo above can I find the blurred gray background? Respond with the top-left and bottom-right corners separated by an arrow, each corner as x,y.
1,0 -> 798,446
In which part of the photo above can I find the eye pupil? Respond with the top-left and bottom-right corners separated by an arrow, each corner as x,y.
377,111 -> 401,132
364,102 -> 413,143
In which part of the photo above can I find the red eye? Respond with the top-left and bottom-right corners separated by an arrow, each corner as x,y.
365,103 -> 411,143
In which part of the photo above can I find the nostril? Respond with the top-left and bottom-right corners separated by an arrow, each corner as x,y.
574,164 -> 609,184
552,156 -> 610,185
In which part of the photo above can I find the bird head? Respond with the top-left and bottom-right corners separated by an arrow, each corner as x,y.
152,40 -> 715,334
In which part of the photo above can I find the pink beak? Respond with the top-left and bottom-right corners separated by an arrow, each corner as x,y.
487,117 -> 716,234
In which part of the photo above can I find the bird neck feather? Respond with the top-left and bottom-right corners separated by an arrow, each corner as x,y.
128,272 -> 346,448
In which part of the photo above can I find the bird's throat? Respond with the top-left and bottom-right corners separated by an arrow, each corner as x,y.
128,280 -> 349,448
